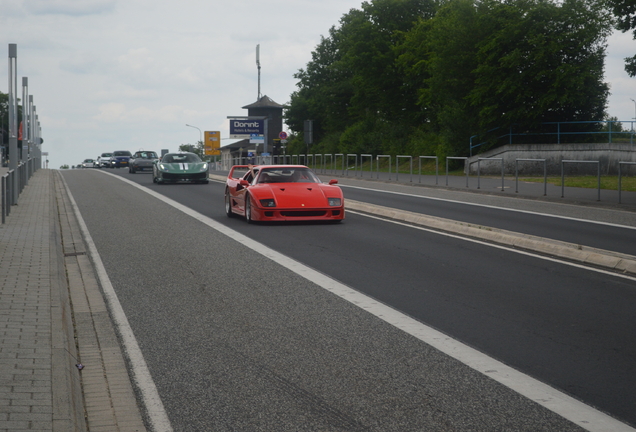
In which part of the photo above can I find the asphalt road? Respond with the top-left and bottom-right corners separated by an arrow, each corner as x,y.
61,168 -> 636,431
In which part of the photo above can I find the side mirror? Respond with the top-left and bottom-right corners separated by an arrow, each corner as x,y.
329,179 -> 338,185
239,179 -> 250,187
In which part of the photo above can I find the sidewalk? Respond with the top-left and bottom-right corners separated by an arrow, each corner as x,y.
0,169 -> 146,432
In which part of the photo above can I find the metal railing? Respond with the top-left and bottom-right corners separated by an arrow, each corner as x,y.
2,158 -> 38,224
396,156 -> 413,183
470,120 -> 636,154
515,159 -> 547,195
475,157 -> 504,191
419,156 -> 438,185
222,153 -> 636,205
618,162 -> 636,204
446,157 -> 468,187
561,160 -> 601,201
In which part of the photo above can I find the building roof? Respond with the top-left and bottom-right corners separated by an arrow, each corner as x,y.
241,95 -> 284,109
220,139 -> 250,151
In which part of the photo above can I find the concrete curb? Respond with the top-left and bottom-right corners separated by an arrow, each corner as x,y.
54,171 -> 148,432
51,170 -> 87,432
346,199 -> 636,277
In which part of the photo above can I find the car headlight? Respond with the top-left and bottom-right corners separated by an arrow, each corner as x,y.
159,164 -> 166,170
260,199 -> 276,207
328,198 -> 341,206
200,163 -> 208,171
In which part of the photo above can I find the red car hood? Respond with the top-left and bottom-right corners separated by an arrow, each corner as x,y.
254,183 -> 340,208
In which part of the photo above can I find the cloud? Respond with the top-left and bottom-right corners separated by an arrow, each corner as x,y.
93,102 -> 126,122
23,0 -> 116,16
117,48 -> 154,71
60,52 -> 107,74
92,102 -> 215,125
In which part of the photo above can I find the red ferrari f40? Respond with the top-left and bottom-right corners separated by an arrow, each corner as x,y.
225,165 -> 345,223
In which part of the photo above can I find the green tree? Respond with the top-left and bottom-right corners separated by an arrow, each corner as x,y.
286,0 -> 437,155
178,141 -> 205,159
469,0 -> 611,132
1,92 -> 8,145
608,0 -> 636,76
287,0 -> 613,158
286,29 -> 353,146
399,0 -> 483,155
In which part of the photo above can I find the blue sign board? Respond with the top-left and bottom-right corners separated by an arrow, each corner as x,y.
230,119 -> 264,138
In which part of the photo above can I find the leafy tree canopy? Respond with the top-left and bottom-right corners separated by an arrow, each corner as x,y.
608,0 -> 636,76
286,0 -> 613,157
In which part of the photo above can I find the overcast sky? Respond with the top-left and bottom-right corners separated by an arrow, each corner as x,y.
1,0 -> 635,169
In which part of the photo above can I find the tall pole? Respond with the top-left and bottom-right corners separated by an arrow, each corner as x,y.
256,44 -> 261,100
185,124 -> 202,155
631,98 -> 636,144
37,116 -> 43,168
33,106 -> 38,168
21,77 -> 28,164
29,95 -> 35,171
8,43 -> 18,204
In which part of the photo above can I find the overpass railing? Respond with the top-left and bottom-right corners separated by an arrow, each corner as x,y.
222,154 -> 636,206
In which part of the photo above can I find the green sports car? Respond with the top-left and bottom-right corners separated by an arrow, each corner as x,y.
152,152 -> 210,184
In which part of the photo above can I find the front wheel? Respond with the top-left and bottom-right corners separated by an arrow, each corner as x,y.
225,189 -> 234,218
245,194 -> 254,224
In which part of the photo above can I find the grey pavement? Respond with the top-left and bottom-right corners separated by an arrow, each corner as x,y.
1,167 -> 635,432
0,169 -> 146,432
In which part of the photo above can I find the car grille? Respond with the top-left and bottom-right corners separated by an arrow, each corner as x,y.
280,210 -> 327,217
163,172 -> 207,180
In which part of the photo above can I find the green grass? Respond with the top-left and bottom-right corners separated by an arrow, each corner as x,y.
337,160 -> 636,192
518,175 -> 636,192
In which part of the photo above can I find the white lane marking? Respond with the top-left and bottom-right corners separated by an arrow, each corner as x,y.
60,175 -> 173,432
103,171 -> 636,432
339,183 -> 636,230
346,210 -> 636,283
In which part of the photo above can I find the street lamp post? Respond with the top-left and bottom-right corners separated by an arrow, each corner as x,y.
185,124 -> 202,156
8,43 -> 18,204
631,99 -> 636,144
21,77 -> 28,168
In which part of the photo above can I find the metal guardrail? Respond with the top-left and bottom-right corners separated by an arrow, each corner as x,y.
476,157 -> 504,191
470,120 -> 636,154
515,159 -> 547,195
223,154 -> 636,205
1,158 -> 38,224
2,170 -> 10,224
396,156 -> 412,183
446,157 -> 468,187
376,155 -> 391,180
561,160 -> 600,201
618,162 -> 636,204
419,156 -> 439,185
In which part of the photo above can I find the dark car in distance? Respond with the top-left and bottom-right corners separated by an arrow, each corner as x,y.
129,151 -> 159,173
111,150 -> 132,168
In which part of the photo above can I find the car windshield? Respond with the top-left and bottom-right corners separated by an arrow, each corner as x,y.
162,153 -> 201,163
257,167 -> 320,184
101,153 -> 112,157
137,152 -> 157,159
114,151 -> 131,157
